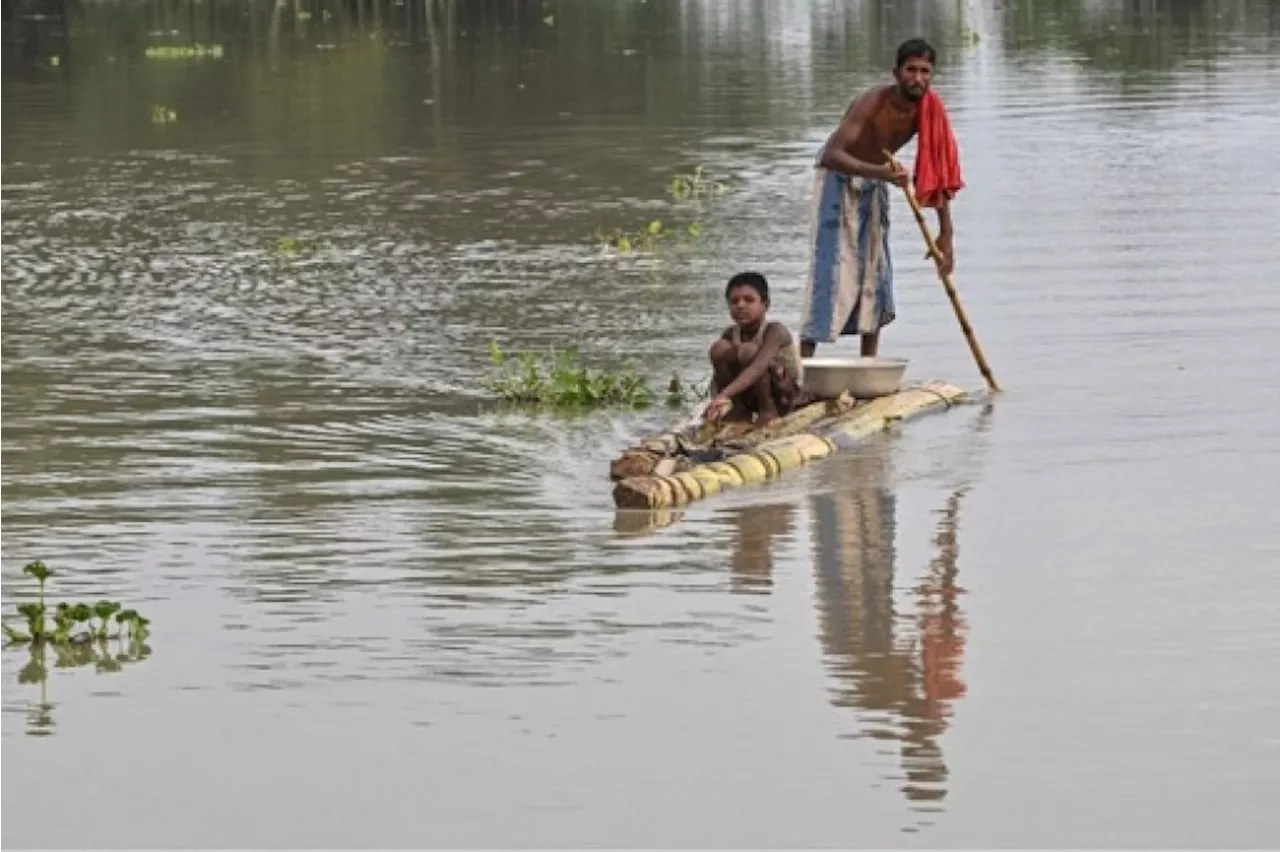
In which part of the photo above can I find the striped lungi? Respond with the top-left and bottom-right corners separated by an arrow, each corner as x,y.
799,167 -> 895,343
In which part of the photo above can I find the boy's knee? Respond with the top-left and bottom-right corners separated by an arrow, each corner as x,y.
736,342 -> 759,366
709,339 -> 735,364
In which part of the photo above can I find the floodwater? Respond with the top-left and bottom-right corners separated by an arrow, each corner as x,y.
3,0 -> 1280,847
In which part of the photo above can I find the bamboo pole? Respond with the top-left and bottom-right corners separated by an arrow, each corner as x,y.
884,150 -> 1001,393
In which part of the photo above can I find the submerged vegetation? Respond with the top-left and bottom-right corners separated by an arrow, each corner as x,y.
145,43 -> 224,59
666,166 -> 730,203
269,236 -> 330,256
485,341 -> 706,410
594,218 -> 704,255
595,166 -> 729,257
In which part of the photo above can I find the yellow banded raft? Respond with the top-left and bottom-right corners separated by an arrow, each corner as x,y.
610,380 -> 972,510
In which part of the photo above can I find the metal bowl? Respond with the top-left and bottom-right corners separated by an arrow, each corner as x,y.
801,357 -> 909,399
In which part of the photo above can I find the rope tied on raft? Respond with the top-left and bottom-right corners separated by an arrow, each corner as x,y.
914,384 -> 960,410
672,432 -> 730,464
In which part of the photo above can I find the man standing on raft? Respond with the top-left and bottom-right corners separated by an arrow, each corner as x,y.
800,38 -> 965,359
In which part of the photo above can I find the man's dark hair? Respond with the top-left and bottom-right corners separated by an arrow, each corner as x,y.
895,37 -> 936,68
725,271 -> 769,303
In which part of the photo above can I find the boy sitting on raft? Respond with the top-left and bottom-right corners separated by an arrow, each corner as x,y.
703,271 -> 805,427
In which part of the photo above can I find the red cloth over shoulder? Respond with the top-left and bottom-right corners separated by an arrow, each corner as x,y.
913,89 -> 964,209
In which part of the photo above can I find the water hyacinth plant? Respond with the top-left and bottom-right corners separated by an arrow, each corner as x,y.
485,342 -> 704,409
3,561 -> 150,648
145,44 -> 225,60
595,218 -> 708,255
270,236 -> 329,255
594,166 -> 728,256
666,165 -> 730,202
486,342 -> 653,407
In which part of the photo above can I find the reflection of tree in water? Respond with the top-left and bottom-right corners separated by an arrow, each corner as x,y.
8,0 -> 1271,91
1001,0 -> 1277,70
810,451 -> 969,818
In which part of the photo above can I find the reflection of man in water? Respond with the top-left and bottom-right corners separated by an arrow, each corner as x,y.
809,452 -> 968,811
728,503 -> 796,593
919,490 -> 968,712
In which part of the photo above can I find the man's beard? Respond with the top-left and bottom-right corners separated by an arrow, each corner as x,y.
900,83 -> 927,102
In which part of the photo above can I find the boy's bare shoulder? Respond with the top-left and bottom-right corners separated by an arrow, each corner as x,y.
765,320 -> 795,345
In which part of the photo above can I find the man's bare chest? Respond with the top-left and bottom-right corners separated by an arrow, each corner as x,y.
872,109 -> 918,151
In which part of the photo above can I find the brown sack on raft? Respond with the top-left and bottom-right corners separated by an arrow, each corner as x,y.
609,449 -> 697,482
609,450 -> 662,481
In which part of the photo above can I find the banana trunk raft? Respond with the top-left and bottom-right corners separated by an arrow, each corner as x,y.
610,379 -> 974,509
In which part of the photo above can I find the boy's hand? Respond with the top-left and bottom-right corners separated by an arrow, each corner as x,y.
704,395 -> 732,423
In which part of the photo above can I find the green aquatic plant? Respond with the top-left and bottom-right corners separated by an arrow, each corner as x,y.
595,218 -> 707,256
485,343 -> 707,410
49,602 -> 91,645
596,218 -> 668,254
667,165 -> 730,202
144,44 -> 225,60
7,561 -> 52,642
487,342 -> 654,408
24,559 -> 51,589
3,562 -> 150,649
595,167 -> 725,257
11,604 -> 44,644
92,600 -> 122,640
116,609 -> 151,643
270,236 -> 329,256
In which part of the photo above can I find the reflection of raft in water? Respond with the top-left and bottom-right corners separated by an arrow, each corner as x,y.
610,379 -> 978,509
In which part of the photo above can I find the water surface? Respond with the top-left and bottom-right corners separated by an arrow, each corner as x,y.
4,0 -> 1280,847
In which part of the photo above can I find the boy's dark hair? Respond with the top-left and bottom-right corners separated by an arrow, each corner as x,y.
725,271 -> 769,303
895,38 -> 937,68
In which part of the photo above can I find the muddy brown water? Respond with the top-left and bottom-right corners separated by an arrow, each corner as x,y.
4,0 -> 1280,847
